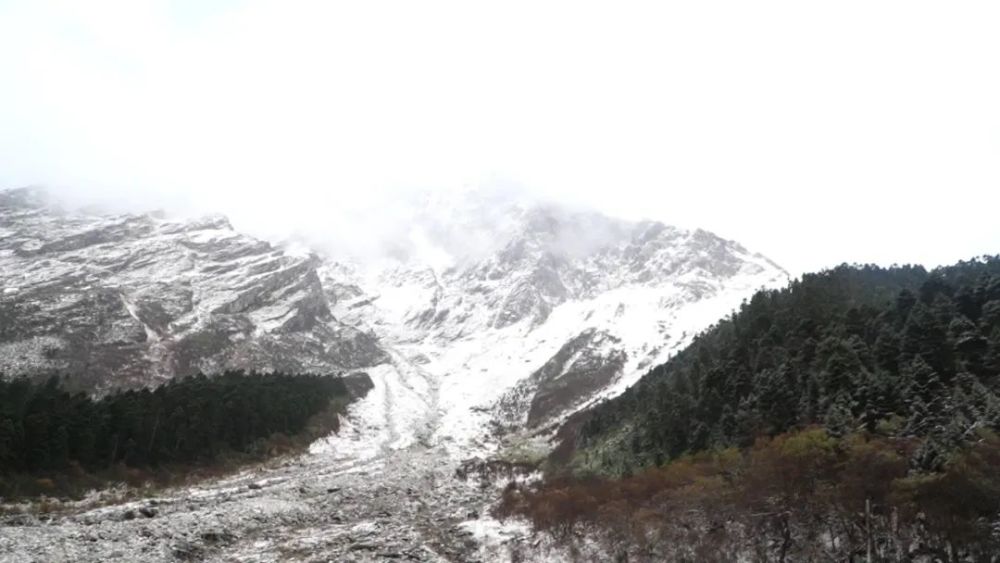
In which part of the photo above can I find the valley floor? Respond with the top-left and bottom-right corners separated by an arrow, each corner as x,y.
0,448 -> 504,562
0,355 -> 528,563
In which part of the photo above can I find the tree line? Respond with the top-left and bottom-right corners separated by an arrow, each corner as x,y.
0,371 -> 354,497
576,257 -> 1000,474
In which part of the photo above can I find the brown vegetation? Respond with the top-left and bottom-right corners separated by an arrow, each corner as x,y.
496,427 -> 1000,562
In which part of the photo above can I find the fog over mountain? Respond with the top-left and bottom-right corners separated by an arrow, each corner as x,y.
2,1 -> 999,274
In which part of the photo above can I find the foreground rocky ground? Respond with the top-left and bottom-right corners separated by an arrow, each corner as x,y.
0,441 -> 529,562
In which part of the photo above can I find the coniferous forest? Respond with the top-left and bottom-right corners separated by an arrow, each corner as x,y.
0,371 -> 358,498
499,257 -> 1000,560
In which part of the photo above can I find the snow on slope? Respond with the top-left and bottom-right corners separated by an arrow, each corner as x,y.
319,188 -> 789,457
0,187 -> 385,391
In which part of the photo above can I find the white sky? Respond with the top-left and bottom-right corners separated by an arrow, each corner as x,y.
0,0 -> 998,275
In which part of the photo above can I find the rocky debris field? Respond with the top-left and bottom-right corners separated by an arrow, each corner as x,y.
0,442 -> 527,563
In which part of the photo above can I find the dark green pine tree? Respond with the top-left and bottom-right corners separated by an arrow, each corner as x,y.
905,396 -> 932,437
757,365 -> 799,434
0,417 -> 20,469
905,356 -> 945,405
984,327 -> 1000,377
953,285 -> 980,321
733,395 -> 763,446
854,369 -> 891,432
799,372 -> 822,423
895,289 -> 918,322
980,300 -> 1000,332
912,434 -> 948,471
817,337 -> 863,401
824,396 -> 855,437
873,325 -> 902,373
901,301 -> 953,376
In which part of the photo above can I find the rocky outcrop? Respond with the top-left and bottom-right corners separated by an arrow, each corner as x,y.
0,188 -> 386,391
494,329 -> 627,430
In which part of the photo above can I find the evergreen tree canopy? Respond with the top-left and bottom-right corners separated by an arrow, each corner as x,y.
572,257 -> 1000,474
0,371 -> 352,478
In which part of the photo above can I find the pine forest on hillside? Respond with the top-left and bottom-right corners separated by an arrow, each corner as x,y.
0,372 -> 361,499
500,257 -> 1000,561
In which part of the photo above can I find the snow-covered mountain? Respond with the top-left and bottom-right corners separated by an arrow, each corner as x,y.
0,188 -> 384,392
0,186 -> 789,561
0,185 -> 786,451
318,188 -> 788,455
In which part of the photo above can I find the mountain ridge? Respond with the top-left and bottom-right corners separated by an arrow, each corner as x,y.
0,187 -> 385,392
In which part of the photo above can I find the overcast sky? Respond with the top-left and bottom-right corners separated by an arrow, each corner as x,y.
0,0 -> 997,275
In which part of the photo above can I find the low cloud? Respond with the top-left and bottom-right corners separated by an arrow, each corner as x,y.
1,1 -> 998,274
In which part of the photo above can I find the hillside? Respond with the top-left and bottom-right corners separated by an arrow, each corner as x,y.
499,257 -> 1000,561
567,258 -> 1000,474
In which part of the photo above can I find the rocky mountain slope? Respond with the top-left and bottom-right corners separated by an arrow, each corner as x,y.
0,188 -> 384,392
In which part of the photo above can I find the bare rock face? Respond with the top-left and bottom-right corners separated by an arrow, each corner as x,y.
494,329 -> 627,430
0,188 -> 386,391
